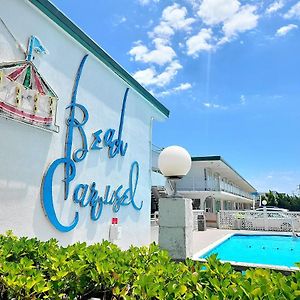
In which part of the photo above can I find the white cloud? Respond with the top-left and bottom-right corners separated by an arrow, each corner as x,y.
150,3 -> 195,41
276,24 -> 298,36
198,0 -> 240,25
131,1 -> 261,89
133,60 -> 182,87
154,61 -> 183,86
129,39 -> 176,66
162,3 -> 195,31
196,1 -> 259,47
284,1 -> 300,19
186,0 -> 200,10
113,16 -> 127,26
240,94 -> 246,105
151,22 -> 174,39
217,36 -> 230,46
129,43 -> 148,59
174,82 -> 192,91
157,82 -> 192,97
203,102 -> 227,109
133,68 -> 156,86
130,3 -> 195,87
265,0 -> 285,15
186,28 -> 213,56
138,0 -> 159,5
222,5 -> 259,38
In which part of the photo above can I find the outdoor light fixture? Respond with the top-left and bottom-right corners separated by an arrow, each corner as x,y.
158,145 -> 191,197
158,146 -> 193,259
261,199 -> 268,230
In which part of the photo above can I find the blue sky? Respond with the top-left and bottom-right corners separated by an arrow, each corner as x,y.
51,0 -> 300,194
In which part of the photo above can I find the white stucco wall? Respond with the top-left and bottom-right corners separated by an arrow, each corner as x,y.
0,0 -> 166,248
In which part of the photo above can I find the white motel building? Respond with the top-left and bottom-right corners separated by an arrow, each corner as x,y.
152,150 -> 257,227
0,0 -> 169,248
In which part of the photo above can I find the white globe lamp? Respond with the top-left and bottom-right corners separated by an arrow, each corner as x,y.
158,146 -> 192,197
262,200 -> 267,206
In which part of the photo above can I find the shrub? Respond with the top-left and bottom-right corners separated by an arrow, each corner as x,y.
0,231 -> 299,299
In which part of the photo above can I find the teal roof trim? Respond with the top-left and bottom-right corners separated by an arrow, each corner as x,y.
192,156 -> 256,192
192,156 -> 222,162
28,0 -> 169,118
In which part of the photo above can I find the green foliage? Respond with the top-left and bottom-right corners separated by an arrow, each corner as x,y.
262,191 -> 300,211
0,232 -> 299,299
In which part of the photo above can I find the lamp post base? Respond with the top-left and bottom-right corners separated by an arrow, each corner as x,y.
158,197 -> 193,260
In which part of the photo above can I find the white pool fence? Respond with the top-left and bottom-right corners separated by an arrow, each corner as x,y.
218,210 -> 300,232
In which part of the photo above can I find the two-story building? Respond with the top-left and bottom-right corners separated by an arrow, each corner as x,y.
177,156 -> 257,227
152,152 -> 257,227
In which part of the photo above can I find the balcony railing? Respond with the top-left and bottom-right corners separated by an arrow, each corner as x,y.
177,177 -> 256,200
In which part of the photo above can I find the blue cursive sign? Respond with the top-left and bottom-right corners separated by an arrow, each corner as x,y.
41,55 -> 143,232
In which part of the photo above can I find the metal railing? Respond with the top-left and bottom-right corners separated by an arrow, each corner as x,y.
177,177 -> 255,200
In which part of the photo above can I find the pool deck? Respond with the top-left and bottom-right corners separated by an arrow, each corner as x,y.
151,225 -> 293,255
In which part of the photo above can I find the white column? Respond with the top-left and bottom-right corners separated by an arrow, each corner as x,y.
200,197 -> 205,210
159,197 -> 193,260
220,200 -> 224,211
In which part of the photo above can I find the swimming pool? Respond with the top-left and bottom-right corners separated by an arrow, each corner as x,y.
199,234 -> 300,268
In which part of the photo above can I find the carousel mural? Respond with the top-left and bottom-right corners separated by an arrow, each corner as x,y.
0,35 -> 58,131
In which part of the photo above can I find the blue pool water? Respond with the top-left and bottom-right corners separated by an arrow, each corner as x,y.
201,234 -> 300,268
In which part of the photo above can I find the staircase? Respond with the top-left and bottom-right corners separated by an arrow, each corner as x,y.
151,186 -> 168,214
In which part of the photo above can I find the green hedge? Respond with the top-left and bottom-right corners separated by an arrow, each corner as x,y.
0,231 -> 300,299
